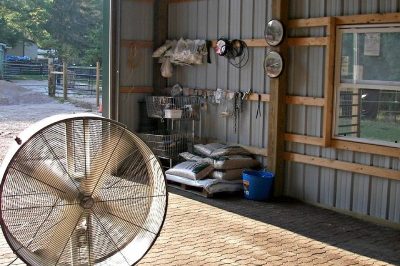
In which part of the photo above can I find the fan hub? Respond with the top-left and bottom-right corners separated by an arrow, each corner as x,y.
80,196 -> 95,209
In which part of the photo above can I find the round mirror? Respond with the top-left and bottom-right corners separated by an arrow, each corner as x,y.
265,19 -> 284,46
264,51 -> 283,78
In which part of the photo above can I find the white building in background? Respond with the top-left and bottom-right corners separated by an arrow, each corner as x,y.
7,40 -> 38,59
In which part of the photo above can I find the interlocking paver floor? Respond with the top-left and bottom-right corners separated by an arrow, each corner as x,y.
2,188 -> 399,265
138,188 -> 400,266
0,81 -> 399,265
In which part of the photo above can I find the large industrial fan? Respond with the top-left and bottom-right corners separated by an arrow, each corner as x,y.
0,114 -> 168,265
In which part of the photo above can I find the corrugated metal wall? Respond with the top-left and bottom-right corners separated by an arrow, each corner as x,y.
168,0 -> 272,164
168,0 -> 400,224
118,0 -> 154,131
115,0 -> 400,225
285,0 -> 400,224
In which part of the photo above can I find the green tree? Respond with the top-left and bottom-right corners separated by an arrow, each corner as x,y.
0,0 -> 52,47
0,0 -> 103,65
45,0 -> 103,64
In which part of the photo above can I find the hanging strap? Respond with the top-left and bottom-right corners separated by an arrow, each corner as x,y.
256,94 -> 262,119
206,40 -> 212,64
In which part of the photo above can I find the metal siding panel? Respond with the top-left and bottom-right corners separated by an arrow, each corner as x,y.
370,155 -> 390,219
238,0 -> 254,146
196,1 -> 208,90
205,0 -> 219,140
216,0 -> 230,142
284,0 -> 400,225
250,48 -> 266,148
307,47 -> 324,98
304,164 -> 320,202
289,0 -> 309,19
227,0 -> 241,144
352,153 -> 371,215
291,47 -> 308,96
361,0 -> 379,13
343,0 -> 361,15
252,0 -> 268,152
286,162 -> 305,200
309,0 -> 326,17
389,159 -> 400,222
168,4 -> 178,39
378,0 -> 399,12
120,47 -> 152,87
306,106 -> 323,137
287,105 -> 306,135
186,2 -> 198,88
304,142 -> 321,203
121,1 -> 153,40
326,0 -> 343,16
320,147 -> 337,206
206,0 -> 218,89
119,94 -> 145,132
336,151 -> 354,210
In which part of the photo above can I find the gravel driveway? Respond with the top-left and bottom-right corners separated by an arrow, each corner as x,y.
0,80 -> 93,162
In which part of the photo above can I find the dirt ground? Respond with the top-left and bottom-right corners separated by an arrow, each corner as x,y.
0,80 -> 93,162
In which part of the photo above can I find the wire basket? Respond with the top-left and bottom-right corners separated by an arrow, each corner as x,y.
138,131 -> 189,158
146,96 -> 201,120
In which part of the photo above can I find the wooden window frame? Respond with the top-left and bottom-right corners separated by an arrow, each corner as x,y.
285,12 -> 400,159
333,24 -> 400,149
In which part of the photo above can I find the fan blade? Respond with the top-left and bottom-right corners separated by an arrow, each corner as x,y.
81,134 -> 133,196
94,196 -> 157,235
17,162 -> 78,201
32,204 -> 83,264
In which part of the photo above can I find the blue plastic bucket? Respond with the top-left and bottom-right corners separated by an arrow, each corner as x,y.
242,170 -> 275,201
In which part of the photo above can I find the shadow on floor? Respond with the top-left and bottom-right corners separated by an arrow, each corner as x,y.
169,187 -> 400,265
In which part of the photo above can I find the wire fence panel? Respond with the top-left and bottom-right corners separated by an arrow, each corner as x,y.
3,62 -> 48,80
1,61 -> 102,99
53,64 -> 102,97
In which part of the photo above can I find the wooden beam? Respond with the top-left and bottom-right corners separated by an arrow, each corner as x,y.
284,134 -> 325,146
268,0 -> 288,196
236,144 -> 268,157
284,134 -> 400,158
169,0 -> 193,3
247,93 -> 270,102
120,86 -> 154,94
121,40 -> 153,48
128,0 -> 154,3
283,152 -> 400,181
205,139 -> 268,157
285,96 -> 324,106
211,38 -> 268,48
288,37 -> 329,46
288,17 -> 331,28
332,140 -> 400,159
322,17 -> 336,147
336,12 -> 400,25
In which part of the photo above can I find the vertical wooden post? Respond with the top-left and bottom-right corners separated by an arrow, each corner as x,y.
267,0 -> 289,196
63,62 -> 68,100
323,17 -> 336,146
48,58 -> 55,96
96,61 -> 101,107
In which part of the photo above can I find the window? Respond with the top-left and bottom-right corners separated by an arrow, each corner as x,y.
334,24 -> 400,147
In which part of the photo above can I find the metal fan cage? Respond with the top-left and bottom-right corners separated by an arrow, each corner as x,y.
0,114 -> 168,266
145,96 -> 201,120
138,130 -> 188,159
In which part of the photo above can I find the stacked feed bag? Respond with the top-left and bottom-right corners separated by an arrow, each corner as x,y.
211,155 -> 260,181
186,143 -> 260,181
165,161 -> 213,181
